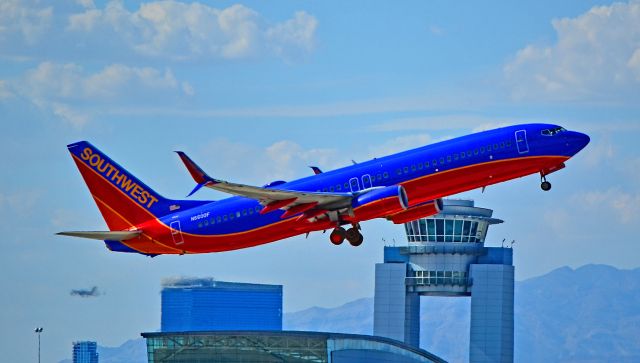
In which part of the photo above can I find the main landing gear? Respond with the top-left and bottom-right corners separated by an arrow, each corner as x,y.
540,172 -> 552,191
329,224 -> 364,246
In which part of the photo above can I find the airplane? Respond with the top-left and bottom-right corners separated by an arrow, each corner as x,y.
58,123 -> 589,256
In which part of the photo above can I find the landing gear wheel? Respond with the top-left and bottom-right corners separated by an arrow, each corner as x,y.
541,181 -> 552,191
345,227 -> 364,247
540,172 -> 552,192
330,227 -> 346,245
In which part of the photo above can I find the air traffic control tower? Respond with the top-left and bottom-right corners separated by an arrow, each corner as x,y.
374,199 -> 514,363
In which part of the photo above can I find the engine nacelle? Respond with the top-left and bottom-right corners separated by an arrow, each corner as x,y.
349,185 -> 408,222
387,198 -> 443,224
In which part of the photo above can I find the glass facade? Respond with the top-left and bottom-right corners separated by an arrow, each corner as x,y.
407,270 -> 470,287
405,217 -> 487,243
142,332 -> 446,363
73,341 -> 99,363
161,279 -> 282,332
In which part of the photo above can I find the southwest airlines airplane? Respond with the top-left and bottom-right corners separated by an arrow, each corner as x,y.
58,124 -> 589,256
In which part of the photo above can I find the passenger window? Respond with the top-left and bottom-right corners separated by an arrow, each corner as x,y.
480,146 -> 485,153
329,186 -> 334,192
336,184 -> 342,191
432,159 -> 437,166
223,215 -> 228,221
248,208 -> 253,215
383,171 -> 389,178
447,155 -> 452,163
323,187 -> 328,192
204,220 -> 209,226
493,143 -> 498,150
454,153 -> 459,161
377,173 -> 382,180
198,222 -> 203,228
255,206 -> 261,212
439,157 -> 445,164
500,142 -> 505,148
217,216 -> 222,222
411,164 -> 416,172
467,150 -> 472,157
460,152 -> 465,159
403,166 -> 409,173
242,209 -> 247,216
506,140 -> 512,147
236,211 -> 241,218
396,168 -> 402,175
487,144 -> 492,151
474,149 -> 479,155
210,218 -> 215,225
425,161 -> 430,168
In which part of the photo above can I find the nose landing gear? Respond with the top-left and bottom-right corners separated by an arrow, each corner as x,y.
540,172 -> 552,191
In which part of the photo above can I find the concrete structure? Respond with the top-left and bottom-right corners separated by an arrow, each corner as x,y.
161,278 -> 282,332
374,199 -> 514,363
142,331 -> 447,363
72,341 -> 98,363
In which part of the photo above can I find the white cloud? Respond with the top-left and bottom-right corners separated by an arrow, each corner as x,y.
0,80 -> 13,99
22,62 -> 189,100
0,0 -> 53,44
197,138 -> 342,184
65,1 -> 318,61
14,62 -> 192,126
267,11 -> 318,61
577,188 -> 640,224
580,135 -> 615,168
505,0 -> 640,102
370,134 -> 433,158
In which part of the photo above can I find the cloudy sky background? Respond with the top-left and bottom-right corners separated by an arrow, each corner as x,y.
1,0 -> 639,361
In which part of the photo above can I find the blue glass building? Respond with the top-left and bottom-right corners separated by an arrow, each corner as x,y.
161,278 -> 283,332
72,341 -> 98,363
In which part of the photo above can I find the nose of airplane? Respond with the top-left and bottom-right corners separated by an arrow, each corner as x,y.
565,131 -> 591,155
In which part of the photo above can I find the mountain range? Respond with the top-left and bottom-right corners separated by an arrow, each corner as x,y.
59,264 -> 640,363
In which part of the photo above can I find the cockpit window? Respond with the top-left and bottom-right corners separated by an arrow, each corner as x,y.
541,126 -> 566,136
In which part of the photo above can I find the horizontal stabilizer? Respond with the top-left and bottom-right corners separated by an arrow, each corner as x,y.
57,230 -> 142,241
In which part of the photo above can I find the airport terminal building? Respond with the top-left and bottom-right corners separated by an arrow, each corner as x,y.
142,331 -> 446,363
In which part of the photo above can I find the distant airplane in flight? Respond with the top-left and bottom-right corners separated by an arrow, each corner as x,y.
58,124 -> 589,256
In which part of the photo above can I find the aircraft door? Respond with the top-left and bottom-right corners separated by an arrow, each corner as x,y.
349,177 -> 360,192
515,130 -> 529,154
361,174 -> 372,189
170,220 -> 185,245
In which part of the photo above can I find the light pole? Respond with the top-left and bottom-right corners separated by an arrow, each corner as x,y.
34,327 -> 43,363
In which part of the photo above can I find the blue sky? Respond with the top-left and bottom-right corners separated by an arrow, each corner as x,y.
1,0 -> 639,361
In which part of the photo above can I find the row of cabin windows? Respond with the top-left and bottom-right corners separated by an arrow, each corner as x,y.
197,205 -> 262,228
395,139 -> 512,176
317,171 -> 392,192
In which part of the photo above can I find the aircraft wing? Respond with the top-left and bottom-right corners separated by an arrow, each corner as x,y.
175,152 -> 352,213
